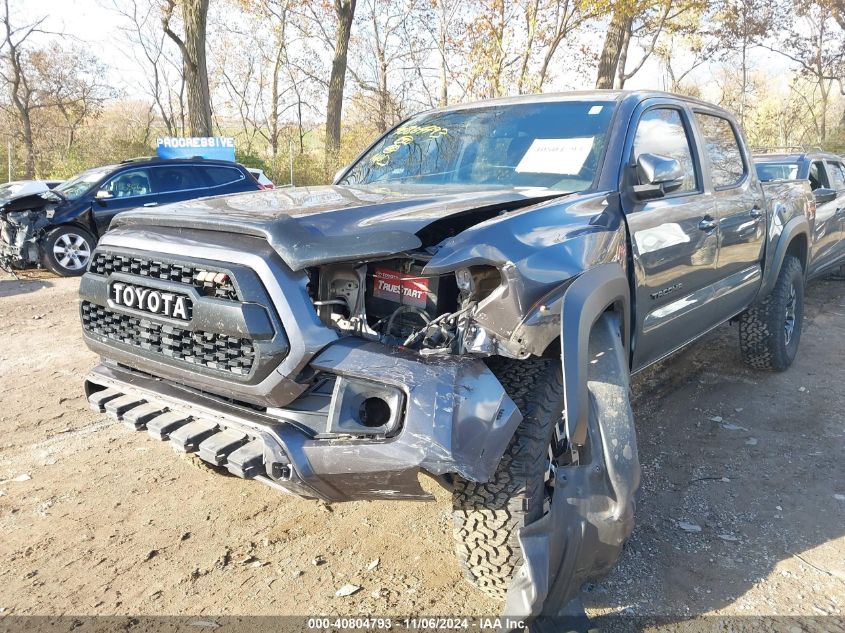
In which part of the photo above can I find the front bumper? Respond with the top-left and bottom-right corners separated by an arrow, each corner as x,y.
85,337 -> 521,502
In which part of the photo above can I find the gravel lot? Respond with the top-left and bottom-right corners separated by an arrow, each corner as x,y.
1,271 -> 843,627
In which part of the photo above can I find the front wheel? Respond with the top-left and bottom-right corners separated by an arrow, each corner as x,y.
451,315 -> 639,606
451,357 -> 564,600
41,225 -> 95,276
739,255 -> 804,371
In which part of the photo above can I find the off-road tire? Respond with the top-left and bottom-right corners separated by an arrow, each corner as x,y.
451,357 -> 563,600
41,225 -> 95,277
739,255 -> 804,371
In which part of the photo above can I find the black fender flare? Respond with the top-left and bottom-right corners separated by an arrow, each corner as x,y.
502,311 -> 640,624
560,262 -> 630,446
759,215 -> 810,298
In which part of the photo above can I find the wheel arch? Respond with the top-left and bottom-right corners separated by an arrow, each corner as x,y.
560,262 -> 631,446
760,216 -> 809,298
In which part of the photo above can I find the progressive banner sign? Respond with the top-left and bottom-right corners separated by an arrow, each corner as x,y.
156,137 -> 236,162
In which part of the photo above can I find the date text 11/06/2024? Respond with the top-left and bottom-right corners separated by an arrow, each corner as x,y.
305,617 -> 526,630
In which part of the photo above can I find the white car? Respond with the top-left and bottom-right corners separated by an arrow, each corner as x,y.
246,168 -> 275,189
0,179 -> 63,201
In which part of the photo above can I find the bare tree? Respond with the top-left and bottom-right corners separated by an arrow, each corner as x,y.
324,0 -> 357,164
713,0 -> 778,127
767,0 -> 844,142
32,44 -> 115,157
0,0 -> 48,177
113,0 -> 186,136
162,0 -> 212,136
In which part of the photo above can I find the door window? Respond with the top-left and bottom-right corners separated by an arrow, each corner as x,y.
632,108 -> 698,193
150,166 -> 205,193
809,161 -> 830,191
694,113 -> 746,189
204,166 -> 245,187
826,161 -> 845,191
103,169 -> 154,199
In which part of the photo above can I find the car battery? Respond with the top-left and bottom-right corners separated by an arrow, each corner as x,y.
365,259 -> 457,336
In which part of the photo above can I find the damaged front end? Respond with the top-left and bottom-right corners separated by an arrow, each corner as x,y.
307,257 -> 511,359
0,209 -> 50,270
0,193 -> 59,270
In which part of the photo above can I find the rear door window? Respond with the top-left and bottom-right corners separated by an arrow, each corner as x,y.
632,108 -> 699,193
694,113 -> 746,189
150,166 -> 205,193
204,166 -> 245,187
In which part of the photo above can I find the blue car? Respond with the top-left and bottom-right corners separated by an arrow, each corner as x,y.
0,157 -> 261,276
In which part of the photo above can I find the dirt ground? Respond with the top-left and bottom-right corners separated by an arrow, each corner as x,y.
1,270 -> 843,626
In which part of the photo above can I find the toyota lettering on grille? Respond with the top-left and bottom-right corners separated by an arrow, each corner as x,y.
109,281 -> 192,320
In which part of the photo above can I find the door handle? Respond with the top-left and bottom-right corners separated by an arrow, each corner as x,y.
698,217 -> 717,231
750,206 -> 762,218
143,202 -> 159,207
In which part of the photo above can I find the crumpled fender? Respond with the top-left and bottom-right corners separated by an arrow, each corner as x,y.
560,262 -> 630,446
503,312 -> 640,625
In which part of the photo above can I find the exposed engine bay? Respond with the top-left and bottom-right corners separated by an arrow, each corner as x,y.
0,193 -> 59,270
0,208 -> 52,269
309,258 -> 502,356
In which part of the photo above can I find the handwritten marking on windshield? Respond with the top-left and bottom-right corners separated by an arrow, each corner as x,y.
370,125 -> 449,167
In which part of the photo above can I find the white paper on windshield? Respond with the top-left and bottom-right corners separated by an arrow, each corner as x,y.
515,137 -> 594,175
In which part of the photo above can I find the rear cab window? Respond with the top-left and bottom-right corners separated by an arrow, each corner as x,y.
755,162 -> 799,182
809,161 -> 830,191
694,112 -> 746,189
825,161 -> 845,191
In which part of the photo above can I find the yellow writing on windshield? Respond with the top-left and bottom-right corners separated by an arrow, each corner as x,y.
370,125 -> 448,167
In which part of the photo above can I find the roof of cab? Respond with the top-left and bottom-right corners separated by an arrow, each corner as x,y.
425,89 -> 735,116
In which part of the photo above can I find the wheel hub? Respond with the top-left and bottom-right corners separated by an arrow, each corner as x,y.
53,233 -> 91,271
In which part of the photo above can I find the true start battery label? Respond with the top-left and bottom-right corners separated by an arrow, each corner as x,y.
373,267 -> 429,308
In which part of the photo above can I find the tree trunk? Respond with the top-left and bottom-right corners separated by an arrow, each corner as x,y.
438,0 -> 448,106
595,8 -> 628,89
517,0 -> 540,94
163,0 -> 212,137
182,0 -> 212,136
613,19 -> 633,89
325,0 -> 356,165
19,107 -> 35,178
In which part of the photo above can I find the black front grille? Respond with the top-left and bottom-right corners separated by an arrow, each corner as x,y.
81,301 -> 255,375
89,253 -> 239,301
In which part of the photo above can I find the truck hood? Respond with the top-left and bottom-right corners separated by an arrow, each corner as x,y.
111,184 -> 568,270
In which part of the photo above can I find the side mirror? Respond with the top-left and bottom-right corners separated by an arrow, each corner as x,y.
95,189 -> 113,203
633,153 -> 685,200
813,187 -> 837,205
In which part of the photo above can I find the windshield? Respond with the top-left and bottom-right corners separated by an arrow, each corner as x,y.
756,162 -> 799,181
340,100 -> 616,191
54,166 -> 115,201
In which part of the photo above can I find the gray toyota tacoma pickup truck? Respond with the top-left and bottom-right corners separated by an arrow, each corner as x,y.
80,91 -> 835,620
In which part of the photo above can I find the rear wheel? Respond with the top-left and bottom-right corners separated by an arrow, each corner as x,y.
41,225 -> 95,276
739,255 -> 804,371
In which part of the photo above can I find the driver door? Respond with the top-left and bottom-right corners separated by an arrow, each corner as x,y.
622,104 -> 723,369
91,168 -> 157,234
